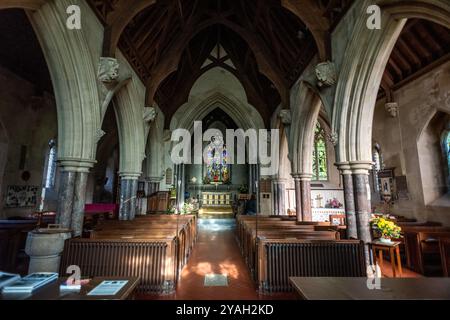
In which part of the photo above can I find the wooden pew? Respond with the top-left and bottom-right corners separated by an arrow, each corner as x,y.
60,237 -> 178,294
257,239 -> 366,293
403,229 -> 450,275
0,220 -> 40,272
439,238 -> 450,277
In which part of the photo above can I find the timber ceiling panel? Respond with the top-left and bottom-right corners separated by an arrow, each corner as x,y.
381,19 -> 450,97
88,0 -> 353,126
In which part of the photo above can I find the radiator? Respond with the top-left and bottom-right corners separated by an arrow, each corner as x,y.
60,239 -> 177,294
258,240 -> 366,293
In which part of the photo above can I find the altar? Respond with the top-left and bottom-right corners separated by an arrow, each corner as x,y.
202,192 -> 231,206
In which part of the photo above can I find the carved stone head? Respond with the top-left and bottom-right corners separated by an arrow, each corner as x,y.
279,109 -> 292,125
98,57 -> 119,83
385,102 -> 399,118
315,61 -> 337,87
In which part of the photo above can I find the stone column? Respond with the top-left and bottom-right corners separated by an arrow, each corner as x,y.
248,164 -> 254,195
351,161 -> 374,266
56,160 -> 94,235
272,179 -> 278,215
336,163 -> 358,239
71,171 -> 89,237
255,164 -> 261,213
300,174 -> 313,221
291,174 -> 303,222
56,170 -> 76,229
272,179 -> 286,215
119,173 -> 140,220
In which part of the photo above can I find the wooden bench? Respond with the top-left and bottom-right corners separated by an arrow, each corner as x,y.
60,237 -> 178,295
403,229 -> 450,275
257,239 -> 366,293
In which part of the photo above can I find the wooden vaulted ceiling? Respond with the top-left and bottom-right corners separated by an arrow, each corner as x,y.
87,0 -> 353,127
380,19 -> 450,99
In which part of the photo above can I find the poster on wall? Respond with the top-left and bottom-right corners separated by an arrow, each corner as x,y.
5,185 -> 39,208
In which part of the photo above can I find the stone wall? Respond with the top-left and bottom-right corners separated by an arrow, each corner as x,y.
372,60 -> 450,225
0,65 -> 57,218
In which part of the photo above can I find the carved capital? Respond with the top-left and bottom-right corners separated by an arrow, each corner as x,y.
385,102 -> 399,118
315,61 -> 337,88
279,109 -> 292,125
143,107 -> 157,123
327,131 -> 339,146
98,57 -> 119,84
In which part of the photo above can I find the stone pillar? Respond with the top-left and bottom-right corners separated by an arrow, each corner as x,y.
56,170 -> 76,229
255,164 -> 261,213
71,171 -> 89,237
291,174 -> 303,222
337,163 -> 358,239
300,174 -> 313,221
272,179 -> 286,215
272,179 -> 278,215
248,164 -> 254,195
350,162 -> 374,266
119,173 -> 140,220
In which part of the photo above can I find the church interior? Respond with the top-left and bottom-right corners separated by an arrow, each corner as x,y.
0,0 -> 450,301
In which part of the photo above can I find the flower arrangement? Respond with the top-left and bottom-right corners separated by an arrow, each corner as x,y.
181,202 -> 195,215
167,205 -> 178,215
371,216 -> 402,240
203,176 -> 211,185
325,198 -> 343,209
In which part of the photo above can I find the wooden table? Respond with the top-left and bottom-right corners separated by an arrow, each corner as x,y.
290,277 -> 450,300
369,240 -> 403,277
1,277 -> 140,300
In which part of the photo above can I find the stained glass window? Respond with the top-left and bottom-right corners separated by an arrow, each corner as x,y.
205,136 -> 230,184
445,132 -> 450,181
312,123 -> 328,181
44,140 -> 57,189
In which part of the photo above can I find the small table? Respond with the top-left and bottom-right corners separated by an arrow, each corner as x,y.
290,277 -> 450,300
1,277 -> 140,300
369,240 -> 403,277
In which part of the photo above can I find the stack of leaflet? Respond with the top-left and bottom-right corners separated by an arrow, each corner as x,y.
0,272 -> 21,291
2,272 -> 58,293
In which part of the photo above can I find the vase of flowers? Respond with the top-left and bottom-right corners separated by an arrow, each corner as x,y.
371,216 -> 402,243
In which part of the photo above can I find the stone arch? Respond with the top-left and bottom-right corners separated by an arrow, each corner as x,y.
171,91 -> 265,133
27,0 -> 103,170
332,0 -> 450,166
113,75 -> 147,178
291,82 -> 324,175
0,0 -> 46,11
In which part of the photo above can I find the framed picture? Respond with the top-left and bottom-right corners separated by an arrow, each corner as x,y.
5,185 -> 39,208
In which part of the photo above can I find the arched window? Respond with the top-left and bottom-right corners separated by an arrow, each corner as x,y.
204,136 -> 230,184
372,144 -> 383,192
44,139 -> 57,189
312,122 -> 328,181
444,130 -> 450,189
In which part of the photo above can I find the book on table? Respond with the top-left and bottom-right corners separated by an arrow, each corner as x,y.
2,272 -> 58,293
0,272 -> 21,291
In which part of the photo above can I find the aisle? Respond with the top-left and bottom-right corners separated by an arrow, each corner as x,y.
148,219 -> 295,300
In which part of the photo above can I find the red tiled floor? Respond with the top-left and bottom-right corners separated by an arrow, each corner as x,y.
141,225 -> 295,300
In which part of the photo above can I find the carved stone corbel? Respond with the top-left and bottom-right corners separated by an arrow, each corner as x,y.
98,57 -> 120,85
327,131 -> 339,146
279,109 -> 292,126
143,107 -> 157,123
385,102 -> 399,118
315,61 -> 337,88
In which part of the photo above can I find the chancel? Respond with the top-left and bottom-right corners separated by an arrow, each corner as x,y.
0,0 -> 450,302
